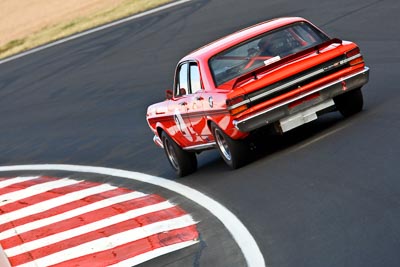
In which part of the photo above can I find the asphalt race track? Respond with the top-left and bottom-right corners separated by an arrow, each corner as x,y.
1,0 -> 400,266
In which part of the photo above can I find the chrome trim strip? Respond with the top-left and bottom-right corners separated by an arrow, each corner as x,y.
154,134 -> 215,151
250,54 -> 361,102
228,54 -> 362,110
183,142 -> 216,151
250,69 -> 324,102
233,66 -> 369,127
340,54 -> 361,65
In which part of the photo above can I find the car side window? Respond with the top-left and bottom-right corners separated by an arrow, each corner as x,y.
189,64 -> 202,93
176,63 -> 189,96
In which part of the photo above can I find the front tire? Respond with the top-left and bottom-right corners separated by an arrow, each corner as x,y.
161,132 -> 197,177
334,87 -> 364,117
211,123 -> 248,169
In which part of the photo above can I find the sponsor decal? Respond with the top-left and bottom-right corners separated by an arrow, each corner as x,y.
264,55 -> 281,66
208,96 -> 213,108
174,109 -> 193,141
323,61 -> 341,71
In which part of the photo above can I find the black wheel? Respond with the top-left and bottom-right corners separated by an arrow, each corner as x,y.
211,123 -> 248,169
334,87 -> 364,117
161,132 -> 197,177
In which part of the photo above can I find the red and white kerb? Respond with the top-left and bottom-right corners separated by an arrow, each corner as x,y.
0,176 -> 199,267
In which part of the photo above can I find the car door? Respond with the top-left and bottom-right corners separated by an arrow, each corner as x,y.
167,62 -> 197,146
186,62 -> 211,142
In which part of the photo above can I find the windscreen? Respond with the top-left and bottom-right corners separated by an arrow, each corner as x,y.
209,22 -> 330,86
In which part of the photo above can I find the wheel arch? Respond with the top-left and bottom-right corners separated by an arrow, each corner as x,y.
156,125 -> 164,139
156,123 -> 187,149
207,117 -> 249,140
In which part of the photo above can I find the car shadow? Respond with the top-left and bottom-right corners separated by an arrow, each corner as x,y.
194,112 -> 355,177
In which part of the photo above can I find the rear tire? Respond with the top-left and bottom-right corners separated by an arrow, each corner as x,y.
334,88 -> 364,117
211,123 -> 248,169
161,132 -> 197,177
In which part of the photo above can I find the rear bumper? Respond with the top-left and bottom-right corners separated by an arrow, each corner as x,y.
233,67 -> 370,132
153,135 -> 164,148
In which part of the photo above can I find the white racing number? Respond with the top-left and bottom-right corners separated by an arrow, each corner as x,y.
174,108 -> 193,142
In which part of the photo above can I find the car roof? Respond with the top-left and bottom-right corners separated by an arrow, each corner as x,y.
180,17 -> 309,63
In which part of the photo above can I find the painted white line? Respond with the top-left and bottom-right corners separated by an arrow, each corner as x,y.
0,164 -> 266,267
5,200 -> 177,257
108,240 -> 199,267
0,191 -> 147,240
0,0 -> 193,66
0,176 -> 39,188
0,183 -> 116,225
0,178 -> 80,207
14,214 -> 197,267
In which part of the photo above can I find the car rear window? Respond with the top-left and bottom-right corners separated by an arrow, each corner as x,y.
209,22 -> 330,86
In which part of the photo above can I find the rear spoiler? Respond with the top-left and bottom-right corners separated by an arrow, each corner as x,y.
232,38 -> 343,89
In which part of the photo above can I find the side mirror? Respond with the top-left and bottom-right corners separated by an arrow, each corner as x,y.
166,89 -> 173,100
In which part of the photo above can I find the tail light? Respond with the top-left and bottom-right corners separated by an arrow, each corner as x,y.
227,95 -> 249,115
346,47 -> 364,66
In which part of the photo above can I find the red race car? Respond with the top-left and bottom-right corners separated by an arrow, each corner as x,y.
146,17 -> 369,176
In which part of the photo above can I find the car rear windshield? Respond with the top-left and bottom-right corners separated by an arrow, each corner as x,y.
209,22 -> 330,86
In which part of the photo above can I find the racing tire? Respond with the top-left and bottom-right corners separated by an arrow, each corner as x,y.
334,87 -> 364,117
211,123 -> 248,169
161,132 -> 197,177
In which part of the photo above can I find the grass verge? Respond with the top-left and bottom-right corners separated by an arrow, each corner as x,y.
0,0 -> 172,60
